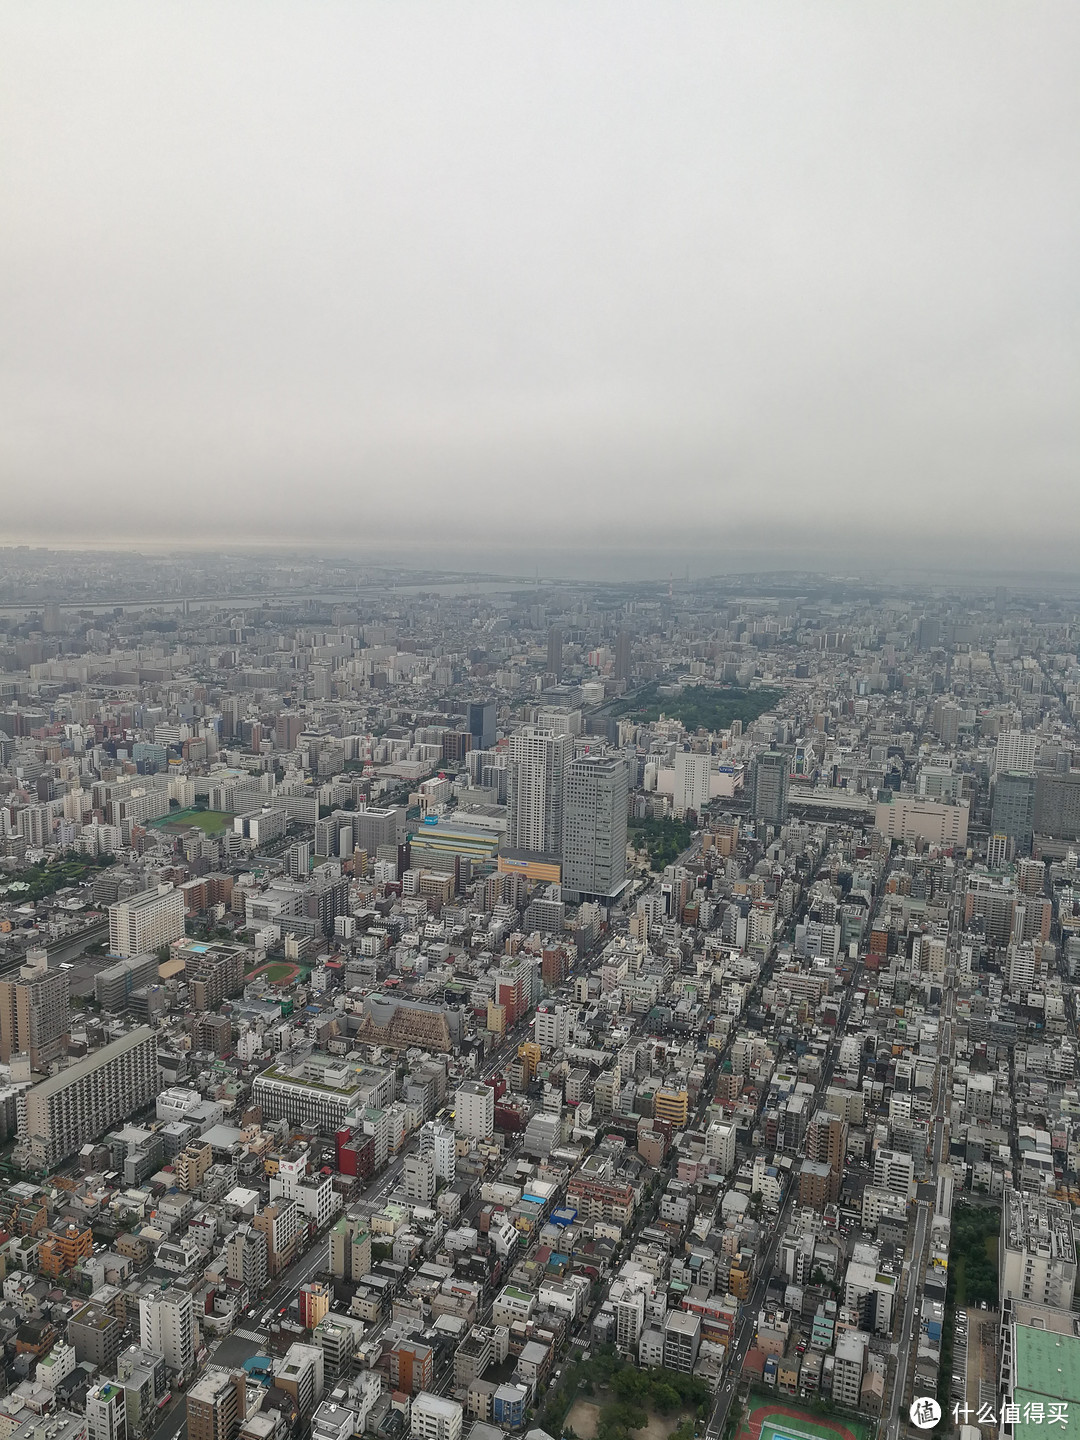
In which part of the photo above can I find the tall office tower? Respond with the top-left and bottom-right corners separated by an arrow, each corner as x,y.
42,602 -> 62,635
276,713 -> 304,750
506,728 -> 573,858
916,617 -> 942,651
990,772 -> 1037,858
994,729 -> 1037,777
546,626 -> 563,679
18,1027 -> 158,1169
615,629 -> 631,684
995,585 -> 1007,617
186,1368 -> 246,1440
673,750 -> 712,818
751,749 -> 789,826
220,696 -> 243,741
108,885 -> 185,957
1034,771 -> 1080,841
467,700 -> 496,751
561,753 -> 628,901
139,1287 -> 196,1373
0,950 -> 70,1070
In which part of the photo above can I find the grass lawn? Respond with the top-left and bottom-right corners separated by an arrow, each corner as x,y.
262,963 -> 297,983
152,808 -> 233,835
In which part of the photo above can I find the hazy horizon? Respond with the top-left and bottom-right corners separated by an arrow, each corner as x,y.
3,3 -> 1079,570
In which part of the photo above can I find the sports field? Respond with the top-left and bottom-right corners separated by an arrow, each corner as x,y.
151,808 -> 233,835
245,961 -> 301,985
737,1394 -> 871,1440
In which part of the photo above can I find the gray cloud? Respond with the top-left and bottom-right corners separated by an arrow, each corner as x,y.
2,2 -> 1078,575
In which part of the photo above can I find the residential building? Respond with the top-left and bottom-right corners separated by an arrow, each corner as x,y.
18,1027 -> 158,1169
187,1369 -> 247,1440
0,950 -> 70,1070
411,1393 -> 463,1440
662,1310 -> 701,1374
108,885 -> 185,958
139,1287 -> 196,1374
86,1382 -> 127,1440
455,1080 -> 494,1141
506,729 -> 573,859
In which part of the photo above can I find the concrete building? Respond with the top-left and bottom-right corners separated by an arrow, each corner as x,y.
139,1286 -> 196,1374
187,1368 -> 247,1440
274,1343 -> 324,1419
662,1310 -> 701,1374
751,749 -> 789,826
1000,1190 -> 1078,1311
832,1330 -> 867,1407
506,728 -> 573,859
18,1027 -> 158,1170
68,1304 -> 124,1371
403,1152 -> 436,1205
411,1393 -> 463,1440
419,1121 -> 456,1184
874,795 -> 969,848
0,950 -> 70,1070
561,752 -> 628,901
86,1382 -> 127,1440
226,1225 -> 268,1298
705,1121 -> 737,1174
872,1147 -> 915,1200
329,1214 -> 371,1282
454,1080 -> 495,1141
673,749 -> 712,818
108,885 -> 185,957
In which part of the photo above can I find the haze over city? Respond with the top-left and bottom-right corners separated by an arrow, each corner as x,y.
3,2 -> 1079,576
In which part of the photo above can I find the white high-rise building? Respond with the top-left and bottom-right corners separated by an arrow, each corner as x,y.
533,1003 -> 571,1051
506,729 -> 573,858
109,885 -> 185,958
139,1287 -> 195,1374
872,1147 -> 915,1199
402,1152 -> 436,1205
994,729 -> 1037,778
454,1080 -> 494,1141
673,750 -> 712,818
704,1121 -> 736,1174
419,1122 -> 456,1184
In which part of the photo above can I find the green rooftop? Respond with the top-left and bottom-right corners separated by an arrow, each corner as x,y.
1013,1326 -> 1080,1440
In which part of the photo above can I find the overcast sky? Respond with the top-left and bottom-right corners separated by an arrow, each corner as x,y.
2,3 -> 1078,578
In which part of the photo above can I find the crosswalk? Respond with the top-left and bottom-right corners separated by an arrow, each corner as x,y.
232,1328 -> 265,1342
